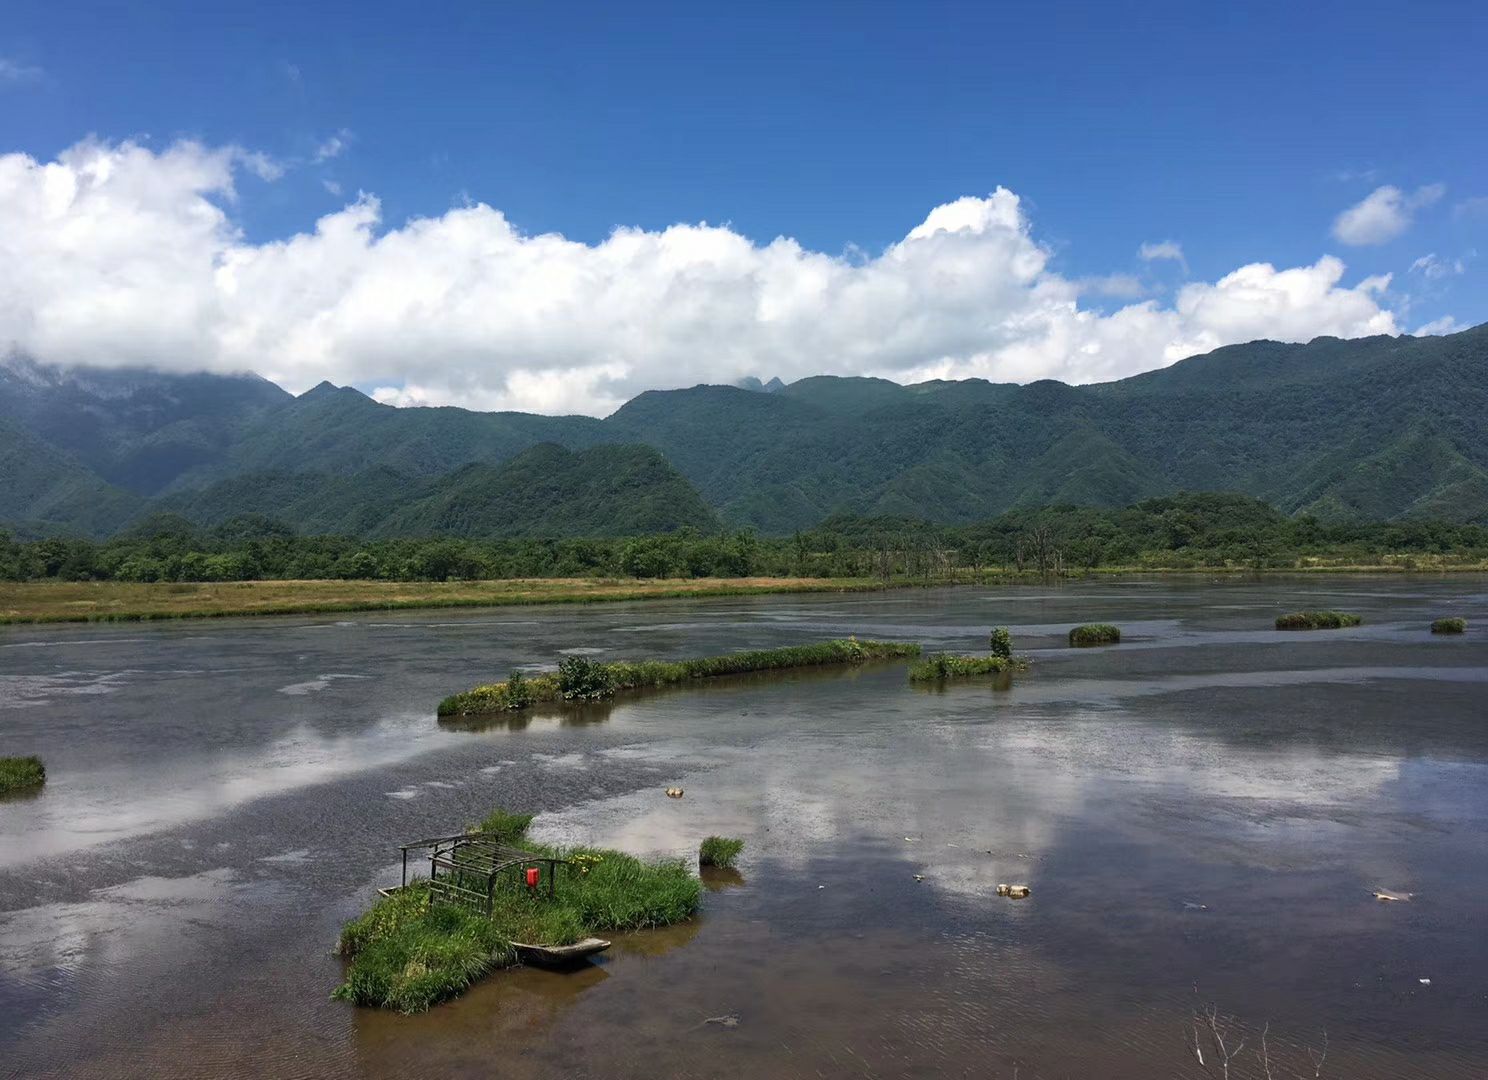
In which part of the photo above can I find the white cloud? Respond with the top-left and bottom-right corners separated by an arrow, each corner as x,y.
1414,315 -> 1465,336
0,58 -> 43,84
1409,252 -> 1469,280
0,137 -> 1404,415
1138,240 -> 1186,271
322,178 -> 343,197
313,129 -> 352,164
1077,274 -> 1145,300
1455,196 -> 1488,220
1332,183 -> 1445,246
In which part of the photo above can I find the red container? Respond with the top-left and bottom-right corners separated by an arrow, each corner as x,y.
525,866 -> 540,889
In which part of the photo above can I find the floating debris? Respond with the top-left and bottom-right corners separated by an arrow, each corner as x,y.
913,874 -> 925,882
1182,900 -> 1209,912
1371,888 -> 1413,902
996,883 -> 1031,899
1419,978 -> 1432,986
665,787 -> 685,799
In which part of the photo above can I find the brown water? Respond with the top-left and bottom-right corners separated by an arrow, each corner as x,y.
2,577 -> 1486,1078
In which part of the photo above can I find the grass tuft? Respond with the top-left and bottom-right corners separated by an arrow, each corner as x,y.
1068,624 -> 1122,647
699,836 -> 745,868
1275,610 -> 1362,630
0,756 -> 45,795
438,638 -> 922,715
1430,616 -> 1467,634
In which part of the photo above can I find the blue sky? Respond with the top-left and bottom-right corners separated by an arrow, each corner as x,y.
1,0 -> 1484,412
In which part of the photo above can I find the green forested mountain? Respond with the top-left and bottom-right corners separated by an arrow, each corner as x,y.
153,444 -> 718,538
2,324 -> 1486,537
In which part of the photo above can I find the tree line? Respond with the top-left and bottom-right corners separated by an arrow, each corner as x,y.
4,493 -> 1487,583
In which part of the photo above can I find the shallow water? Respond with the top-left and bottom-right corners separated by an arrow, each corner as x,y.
2,577 -> 1487,1078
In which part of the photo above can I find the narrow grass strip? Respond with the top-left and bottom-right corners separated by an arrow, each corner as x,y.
907,654 -> 1013,682
438,638 -> 921,716
1275,610 -> 1362,630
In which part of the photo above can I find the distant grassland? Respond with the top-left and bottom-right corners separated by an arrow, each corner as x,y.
0,577 -> 885,624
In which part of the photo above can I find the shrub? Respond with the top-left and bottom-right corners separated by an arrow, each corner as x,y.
699,836 -> 745,868
504,669 -> 533,709
1431,617 -> 1467,634
1275,610 -> 1362,630
557,655 -> 616,701
1068,624 -> 1121,647
0,756 -> 45,795
988,626 -> 1013,660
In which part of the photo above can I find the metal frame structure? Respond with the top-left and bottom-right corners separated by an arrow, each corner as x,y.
399,832 -> 568,914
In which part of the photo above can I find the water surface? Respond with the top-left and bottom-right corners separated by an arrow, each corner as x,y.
2,577 -> 1486,1078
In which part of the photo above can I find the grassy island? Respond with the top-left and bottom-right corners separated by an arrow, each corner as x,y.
907,626 -> 1027,683
334,809 -> 701,1013
1275,610 -> 1363,630
0,756 -> 45,795
1431,617 -> 1468,634
437,638 -> 921,716
1069,624 -> 1122,647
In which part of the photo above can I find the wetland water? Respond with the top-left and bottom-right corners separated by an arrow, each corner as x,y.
2,577 -> 1486,1078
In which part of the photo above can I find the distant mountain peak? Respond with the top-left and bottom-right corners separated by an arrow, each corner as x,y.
735,375 -> 787,393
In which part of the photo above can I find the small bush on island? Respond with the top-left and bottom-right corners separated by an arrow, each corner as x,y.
438,638 -> 922,716
988,626 -> 1013,660
334,808 -> 701,1013
0,756 -> 45,795
699,836 -> 745,868
1275,610 -> 1363,630
1068,624 -> 1121,647
557,655 -> 615,701
1431,617 -> 1468,634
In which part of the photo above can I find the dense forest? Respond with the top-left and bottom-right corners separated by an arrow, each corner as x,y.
5,493 -> 1485,583
4,324 -> 1488,537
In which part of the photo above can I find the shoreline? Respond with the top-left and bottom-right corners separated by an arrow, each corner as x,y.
3,564 -> 1486,624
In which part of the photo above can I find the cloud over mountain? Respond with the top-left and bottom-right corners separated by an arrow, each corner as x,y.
1,138 -> 1399,415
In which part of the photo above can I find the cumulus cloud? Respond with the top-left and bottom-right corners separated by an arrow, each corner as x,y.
1332,183 -> 1444,245
0,137 -> 1403,415
1138,240 -> 1187,272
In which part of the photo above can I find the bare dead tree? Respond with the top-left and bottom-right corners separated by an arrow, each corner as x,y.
1187,1003 -> 1246,1079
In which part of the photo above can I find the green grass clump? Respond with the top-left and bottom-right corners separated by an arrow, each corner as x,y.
1068,624 -> 1122,647
438,638 -> 922,715
1431,616 -> 1467,634
699,836 -> 745,868
908,653 -> 1010,681
0,756 -> 45,795
474,808 -> 536,842
334,809 -> 702,1012
1275,610 -> 1363,630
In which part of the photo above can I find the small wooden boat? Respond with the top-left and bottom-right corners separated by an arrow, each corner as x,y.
511,937 -> 612,966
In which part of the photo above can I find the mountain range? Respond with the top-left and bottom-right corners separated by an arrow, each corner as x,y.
2,323 -> 1486,537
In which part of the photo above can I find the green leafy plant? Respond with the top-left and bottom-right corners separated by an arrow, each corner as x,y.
908,653 -> 1011,681
1430,616 -> 1467,634
557,655 -> 616,701
988,626 -> 1014,659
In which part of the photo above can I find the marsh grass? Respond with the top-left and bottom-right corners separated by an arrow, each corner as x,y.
1275,610 -> 1363,630
1068,624 -> 1122,647
699,836 -> 745,868
1431,616 -> 1468,634
334,811 -> 702,1013
0,756 -> 45,795
438,638 -> 922,716
908,653 -> 1011,681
